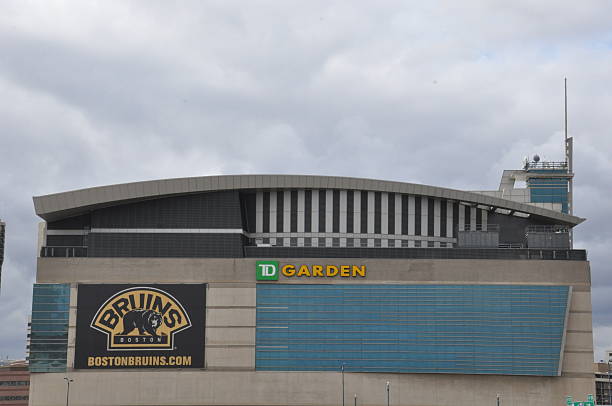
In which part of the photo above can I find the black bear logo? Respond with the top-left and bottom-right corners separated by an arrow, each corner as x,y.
119,309 -> 163,337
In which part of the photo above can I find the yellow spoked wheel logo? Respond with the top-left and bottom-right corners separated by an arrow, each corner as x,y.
90,287 -> 191,351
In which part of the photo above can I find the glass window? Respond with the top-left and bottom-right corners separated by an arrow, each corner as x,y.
255,284 -> 569,376
29,283 -> 70,373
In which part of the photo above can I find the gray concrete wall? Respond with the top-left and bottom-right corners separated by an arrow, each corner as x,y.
30,370 -> 594,406
32,257 -> 595,406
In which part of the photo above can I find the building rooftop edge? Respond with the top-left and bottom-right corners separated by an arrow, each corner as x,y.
32,174 -> 585,225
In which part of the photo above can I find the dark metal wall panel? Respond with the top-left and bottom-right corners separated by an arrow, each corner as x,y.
360,192 -> 368,233
290,190 -> 298,232
46,235 -> 85,247
440,200 -> 447,238
276,191 -> 284,233
452,202 -> 459,237
88,233 -> 244,257
246,246 -> 587,260
332,190 -> 340,233
262,192 -> 270,233
304,190 -> 312,233
242,192 -> 256,233
346,191 -> 354,234
91,191 -> 242,229
401,195 -> 408,235
388,193 -> 395,235
318,191 -> 325,232
414,196 -> 421,235
488,212 -> 556,245
427,198 -> 435,236
47,214 -> 91,230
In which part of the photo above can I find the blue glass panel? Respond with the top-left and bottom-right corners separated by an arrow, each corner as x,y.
255,284 -> 569,376
29,283 -> 70,373
527,176 -> 569,212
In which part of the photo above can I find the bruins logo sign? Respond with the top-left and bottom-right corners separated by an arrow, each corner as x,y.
91,287 -> 191,350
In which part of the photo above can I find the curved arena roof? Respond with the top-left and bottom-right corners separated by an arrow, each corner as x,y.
33,174 -> 584,226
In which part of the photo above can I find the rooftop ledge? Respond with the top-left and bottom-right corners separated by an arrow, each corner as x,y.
33,174 -> 585,226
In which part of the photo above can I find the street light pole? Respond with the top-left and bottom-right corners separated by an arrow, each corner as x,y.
341,363 -> 345,406
354,393 -> 357,406
64,377 -> 73,406
386,381 -> 390,406
496,393 -> 500,406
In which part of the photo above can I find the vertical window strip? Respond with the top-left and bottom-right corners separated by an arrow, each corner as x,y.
414,196 -> 422,236
360,191 -> 368,234
276,191 -> 284,238
354,190 -> 361,235
333,190 -> 340,233
297,190 -> 305,233
388,193 -> 395,235
269,191 -> 277,245
421,197 -> 428,236
440,200 -> 447,237
381,192 -> 388,234
304,190 -> 312,233
394,195 -> 401,245
434,199 -> 441,237
401,195 -> 408,235
464,205 -> 471,231
339,190 -> 347,247
283,191 -> 291,246
346,191 -> 354,234
255,191 -> 263,233
367,192 -> 375,234
262,192 -> 270,233
325,190 -> 333,247
290,190 -> 298,232
312,190 -> 319,247
297,190 -> 305,246
482,208 -> 488,231
318,190 -> 326,233
427,198 -> 435,237
374,192 -> 382,234
451,202 -> 458,238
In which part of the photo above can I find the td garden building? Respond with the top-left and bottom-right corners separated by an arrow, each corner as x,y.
29,170 -> 594,406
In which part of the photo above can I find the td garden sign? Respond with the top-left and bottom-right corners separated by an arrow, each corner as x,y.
256,261 -> 366,281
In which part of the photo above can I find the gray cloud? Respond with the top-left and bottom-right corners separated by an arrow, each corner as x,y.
1,1 -> 611,360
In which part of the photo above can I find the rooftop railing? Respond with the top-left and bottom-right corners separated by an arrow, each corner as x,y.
524,161 -> 568,170
40,246 -> 87,258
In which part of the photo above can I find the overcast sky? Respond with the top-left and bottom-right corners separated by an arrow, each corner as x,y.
1,1 -> 611,362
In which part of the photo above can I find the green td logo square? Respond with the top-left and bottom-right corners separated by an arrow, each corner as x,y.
256,261 -> 279,281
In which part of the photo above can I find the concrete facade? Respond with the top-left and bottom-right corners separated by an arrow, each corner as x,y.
30,257 -> 595,406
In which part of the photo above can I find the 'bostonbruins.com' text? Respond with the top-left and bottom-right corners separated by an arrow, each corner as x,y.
88,355 -> 192,367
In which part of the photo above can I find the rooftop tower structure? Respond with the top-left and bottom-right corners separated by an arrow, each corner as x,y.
0,220 -> 5,290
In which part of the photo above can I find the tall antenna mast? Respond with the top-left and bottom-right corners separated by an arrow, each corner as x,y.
564,77 -> 574,248
564,78 -> 573,215
564,77 -> 568,161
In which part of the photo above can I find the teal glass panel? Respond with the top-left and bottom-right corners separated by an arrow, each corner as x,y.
29,283 -> 70,372
527,173 -> 569,213
255,284 -> 569,376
